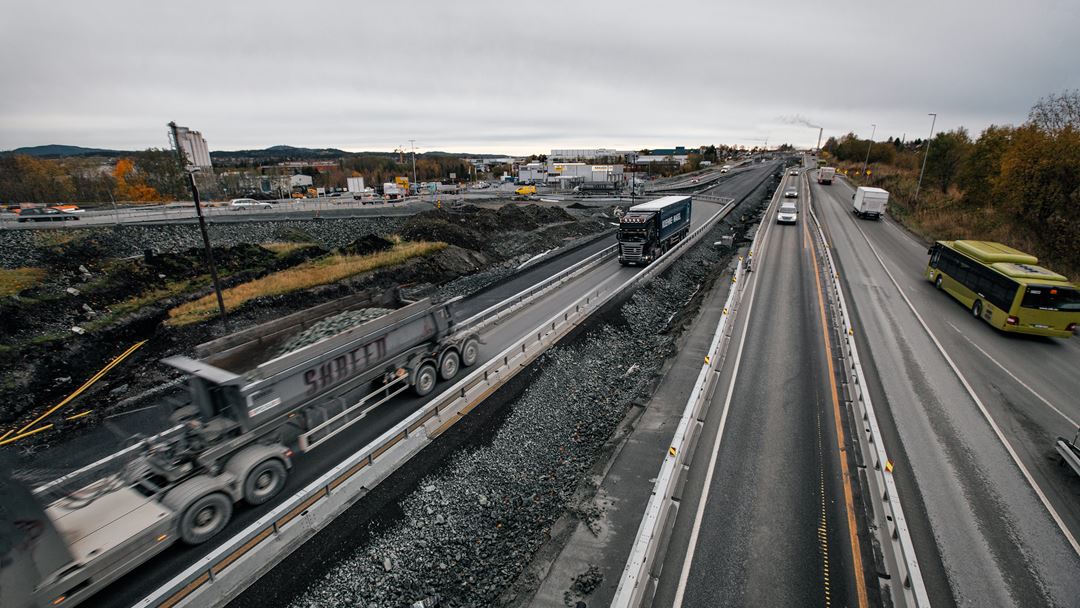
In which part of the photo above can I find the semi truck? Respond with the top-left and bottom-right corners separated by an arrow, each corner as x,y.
818,167 -> 835,184
0,292 -> 479,608
618,195 -> 693,266
383,182 -> 405,200
852,186 -> 889,220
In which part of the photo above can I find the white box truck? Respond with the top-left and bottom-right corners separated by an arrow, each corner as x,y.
852,186 -> 888,220
818,167 -> 835,185
347,176 -> 365,192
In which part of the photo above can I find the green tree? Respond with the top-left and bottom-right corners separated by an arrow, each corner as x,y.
924,128 -> 972,193
958,125 -> 1013,209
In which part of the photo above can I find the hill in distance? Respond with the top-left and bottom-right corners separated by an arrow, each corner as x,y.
3,143 -> 510,160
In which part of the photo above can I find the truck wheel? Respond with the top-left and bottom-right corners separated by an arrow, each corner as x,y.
460,338 -> 480,367
179,493 -> 232,545
413,363 -> 437,397
439,350 -> 460,381
243,459 -> 287,506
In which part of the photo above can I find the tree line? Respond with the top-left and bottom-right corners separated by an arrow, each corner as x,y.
824,90 -> 1080,276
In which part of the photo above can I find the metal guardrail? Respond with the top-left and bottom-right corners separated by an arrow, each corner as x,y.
612,183 -> 772,608
138,198 -> 737,608
804,177 -> 929,608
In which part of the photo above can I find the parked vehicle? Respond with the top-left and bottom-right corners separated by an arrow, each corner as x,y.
818,167 -> 836,184
776,201 -> 798,224
383,183 -> 405,200
514,185 -> 537,196
618,195 -> 692,266
852,186 -> 888,219
49,204 -> 84,213
16,207 -> 80,222
0,293 -> 480,608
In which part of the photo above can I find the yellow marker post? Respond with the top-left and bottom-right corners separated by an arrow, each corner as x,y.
669,447 -> 677,457
885,459 -> 895,473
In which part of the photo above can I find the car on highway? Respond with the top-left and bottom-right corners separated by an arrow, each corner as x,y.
789,169 -> 799,176
229,198 -> 273,210
783,187 -> 799,198
16,207 -> 80,222
776,201 -> 798,224
50,204 -> 84,213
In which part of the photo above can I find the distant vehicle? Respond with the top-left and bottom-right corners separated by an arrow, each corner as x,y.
776,201 -> 798,224
473,181 -> 490,189
17,207 -> 80,222
346,176 -> 366,193
690,178 -> 700,183
720,165 -> 732,173
926,240 -> 1080,338
383,183 -> 405,200
852,186 -> 888,219
230,198 -> 273,210
818,167 -> 836,185
783,187 -> 798,198
49,204 -> 84,213
789,169 -> 799,176
618,195 -> 692,266
514,185 -> 537,196
291,192 -> 305,199
328,193 -> 343,198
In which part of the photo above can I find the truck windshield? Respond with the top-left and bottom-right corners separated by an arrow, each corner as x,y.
1021,285 -> 1080,311
620,229 -> 646,242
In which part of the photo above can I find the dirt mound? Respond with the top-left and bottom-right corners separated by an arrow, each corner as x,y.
337,234 -> 394,257
401,205 -> 575,254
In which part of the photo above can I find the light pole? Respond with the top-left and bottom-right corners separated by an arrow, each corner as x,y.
409,139 -> 417,188
860,123 -> 877,178
914,113 -> 938,204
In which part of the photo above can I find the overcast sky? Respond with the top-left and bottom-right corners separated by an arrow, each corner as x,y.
2,0 -> 1078,155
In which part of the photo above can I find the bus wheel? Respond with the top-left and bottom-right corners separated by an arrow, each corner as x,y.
972,300 -> 982,318
935,275 -> 943,289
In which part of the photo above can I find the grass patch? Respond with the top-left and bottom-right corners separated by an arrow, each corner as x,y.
0,268 -> 47,297
167,240 -> 447,326
85,277 -> 211,331
261,242 -> 315,256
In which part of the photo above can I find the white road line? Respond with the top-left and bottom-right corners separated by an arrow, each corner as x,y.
671,179 -> 781,607
946,321 -> 1079,428
842,214 -> 1080,558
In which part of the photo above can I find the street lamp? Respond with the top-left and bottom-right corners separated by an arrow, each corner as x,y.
860,123 -> 877,178
914,113 -> 938,204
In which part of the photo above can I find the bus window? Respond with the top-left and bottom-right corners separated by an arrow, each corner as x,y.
1021,286 -> 1080,311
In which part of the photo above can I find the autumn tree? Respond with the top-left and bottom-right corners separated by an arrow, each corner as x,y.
114,157 -> 166,202
958,125 -> 1013,209
1028,89 -> 1080,134
924,128 -> 972,193
0,155 -> 75,204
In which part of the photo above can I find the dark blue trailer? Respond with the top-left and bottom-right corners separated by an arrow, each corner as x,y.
618,195 -> 693,265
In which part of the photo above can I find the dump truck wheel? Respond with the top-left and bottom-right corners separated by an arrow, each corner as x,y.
460,338 -> 480,367
243,458 -> 287,506
439,350 -> 460,381
414,363 -> 437,397
179,493 -> 232,544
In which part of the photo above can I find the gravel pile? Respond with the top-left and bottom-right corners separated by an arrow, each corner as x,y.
275,308 -> 392,356
285,218 -> 738,608
0,217 -> 405,268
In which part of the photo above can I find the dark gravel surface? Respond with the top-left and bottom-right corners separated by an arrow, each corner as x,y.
278,214 -> 747,608
0,217 -> 406,268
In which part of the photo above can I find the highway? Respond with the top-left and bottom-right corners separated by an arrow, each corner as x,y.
651,169 -> 867,607
64,162 -> 779,608
810,170 -> 1080,606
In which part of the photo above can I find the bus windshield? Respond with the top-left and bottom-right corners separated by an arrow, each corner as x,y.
1021,285 -> 1080,311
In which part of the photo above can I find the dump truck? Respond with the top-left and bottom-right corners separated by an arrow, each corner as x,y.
0,292 -> 479,608
852,186 -> 889,220
818,166 -> 835,185
618,195 -> 693,265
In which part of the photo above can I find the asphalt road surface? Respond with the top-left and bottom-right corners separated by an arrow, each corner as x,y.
811,170 -> 1080,607
653,169 -> 866,608
73,167 -> 781,608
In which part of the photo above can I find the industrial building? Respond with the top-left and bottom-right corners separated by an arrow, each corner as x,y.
516,160 -> 624,189
549,148 -> 631,161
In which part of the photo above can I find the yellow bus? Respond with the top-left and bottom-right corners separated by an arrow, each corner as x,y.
926,240 -> 1080,338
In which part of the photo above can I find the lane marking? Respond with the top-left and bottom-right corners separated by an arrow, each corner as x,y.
671,179 -> 783,607
945,322 -> 1078,428
806,205 -> 870,608
843,215 -> 1080,558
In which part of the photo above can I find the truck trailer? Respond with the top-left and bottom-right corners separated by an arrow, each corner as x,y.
618,196 -> 693,265
852,186 -> 889,220
818,167 -> 835,185
1,293 -> 479,608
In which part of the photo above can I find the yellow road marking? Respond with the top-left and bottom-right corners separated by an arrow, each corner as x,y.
806,212 -> 870,608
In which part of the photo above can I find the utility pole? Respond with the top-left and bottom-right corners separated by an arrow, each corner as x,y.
914,113 -> 937,204
860,123 -> 877,178
409,139 -> 417,188
169,121 -> 228,330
